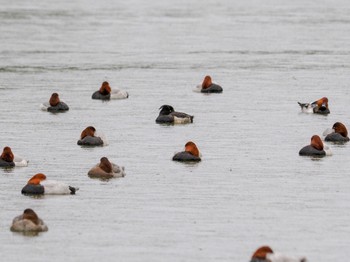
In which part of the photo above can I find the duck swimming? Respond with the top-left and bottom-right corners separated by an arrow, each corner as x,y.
194,75 -> 223,93
11,208 -> 48,233
77,126 -> 105,146
173,141 -> 201,162
41,93 -> 69,112
92,81 -> 129,100
298,97 -> 329,114
0,146 -> 28,167
299,135 -> 331,156
21,173 -> 78,195
88,157 -> 126,179
324,122 -> 349,142
250,246 -> 307,262
156,105 -> 194,124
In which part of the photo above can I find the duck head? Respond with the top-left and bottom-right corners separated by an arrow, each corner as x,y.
99,157 -> 113,173
185,141 -> 200,157
310,135 -> 323,150
49,93 -> 60,107
251,246 -> 274,261
159,105 -> 175,116
99,81 -> 111,95
27,173 -> 47,185
22,208 -> 40,225
333,122 -> 348,137
202,75 -> 212,89
81,126 -> 96,139
1,146 -> 14,162
314,97 -> 329,111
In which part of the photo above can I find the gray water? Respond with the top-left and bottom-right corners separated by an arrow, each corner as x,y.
1,0 -> 350,261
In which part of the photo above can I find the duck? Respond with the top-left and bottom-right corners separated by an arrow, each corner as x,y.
77,126 -> 106,146
10,208 -> 48,233
92,81 -> 129,100
156,105 -> 194,124
250,246 -> 307,262
40,93 -> 69,112
173,141 -> 201,162
0,146 -> 28,167
21,173 -> 78,195
299,135 -> 332,156
88,157 -> 126,179
298,97 -> 329,114
324,122 -> 349,142
194,75 -> 223,93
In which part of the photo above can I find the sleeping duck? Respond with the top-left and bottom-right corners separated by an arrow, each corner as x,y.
88,157 -> 126,179
156,105 -> 193,124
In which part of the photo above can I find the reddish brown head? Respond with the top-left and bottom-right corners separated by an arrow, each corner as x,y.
27,173 -> 47,185
99,157 -> 113,173
99,81 -> 111,95
333,122 -> 348,137
49,93 -> 60,107
202,75 -> 212,89
1,146 -> 14,162
80,126 -> 96,139
251,246 -> 274,260
185,141 -> 200,157
23,208 -> 40,225
315,97 -> 328,108
310,135 -> 324,150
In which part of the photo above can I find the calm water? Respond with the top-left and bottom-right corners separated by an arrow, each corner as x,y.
1,0 -> 350,261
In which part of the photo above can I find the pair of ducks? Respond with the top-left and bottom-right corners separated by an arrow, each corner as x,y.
298,97 -> 349,156
41,81 -> 129,112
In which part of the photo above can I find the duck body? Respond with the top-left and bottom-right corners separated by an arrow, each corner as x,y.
77,136 -> 104,146
298,97 -> 329,114
156,105 -> 193,124
92,90 -> 111,100
325,132 -> 349,142
11,209 -> 48,233
298,145 -> 326,156
0,158 -> 15,167
88,163 -> 126,179
21,173 -> 78,195
47,102 -> 69,112
172,151 -> 201,162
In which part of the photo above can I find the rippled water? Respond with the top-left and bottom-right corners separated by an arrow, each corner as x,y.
1,0 -> 350,261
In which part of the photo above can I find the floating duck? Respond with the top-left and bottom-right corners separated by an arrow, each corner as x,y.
324,122 -> 349,142
250,246 -> 307,262
88,157 -> 126,179
92,81 -> 129,100
194,75 -> 223,93
40,93 -> 69,112
21,173 -> 78,195
0,146 -> 28,167
298,97 -> 329,114
156,105 -> 193,124
11,208 -> 48,233
299,135 -> 331,156
173,141 -> 201,162
77,126 -> 106,146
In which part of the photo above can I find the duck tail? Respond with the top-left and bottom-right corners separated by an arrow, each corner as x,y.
69,186 -> 79,195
